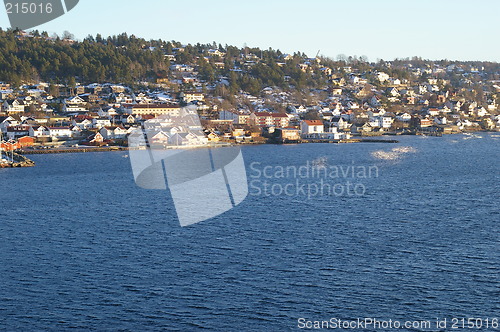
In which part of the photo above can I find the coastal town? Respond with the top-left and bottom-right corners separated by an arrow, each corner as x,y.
1,30 -> 500,164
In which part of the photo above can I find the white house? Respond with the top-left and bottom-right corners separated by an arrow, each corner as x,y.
219,110 -> 250,125
169,132 -> 207,146
325,127 -> 351,140
6,126 -> 30,140
487,100 -> 497,111
300,120 -> 324,137
377,72 -> 390,82
389,78 -> 402,85
150,131 -> 171,146
396,112 -> 412,122
48,127 -> 74,138
369,116 -> 394,129
333,117 -> 352,131
179,92 -> 204,103
135,92 -> 153,104
434,117 -> 447,125
386,87 -> 400,97
207,49 -> 225,57
380,115 -> 394,129
0,116 -> 17,132
368,109 -> 386,117
170,64 -> 194,72
427,108 -> 441,117
350,76 -> 363,84
113,93 -> 134,104
93,118 -> 112,129
63,96 -> 88,113
29,125 -> 50,137
99,126 -> 128,140
98,107 -> 118,118
346,101 -> 360,109
3,99 -> 26,113
72,118 -> 93,130
290,105 -> 308,115
474,107 -> 489,118
122,114 -> 138,124
66,126 -> 82,137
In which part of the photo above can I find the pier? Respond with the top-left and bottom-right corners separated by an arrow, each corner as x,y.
0,152 -> 35,168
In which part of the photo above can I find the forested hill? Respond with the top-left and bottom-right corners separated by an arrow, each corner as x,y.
0,29 -> 322,90
0,30 -> 171,85
1,29 -> 499,96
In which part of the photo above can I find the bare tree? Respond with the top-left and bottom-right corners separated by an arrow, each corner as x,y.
62,31 -> 75,40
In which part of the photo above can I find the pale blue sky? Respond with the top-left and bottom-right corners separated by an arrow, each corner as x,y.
1,0 -> 498,61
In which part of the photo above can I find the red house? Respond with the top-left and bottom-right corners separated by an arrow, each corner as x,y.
18,136 -> 35,148
0,141 -> 19,151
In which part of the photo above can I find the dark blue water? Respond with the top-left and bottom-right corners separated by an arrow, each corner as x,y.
0,134 -> 498,331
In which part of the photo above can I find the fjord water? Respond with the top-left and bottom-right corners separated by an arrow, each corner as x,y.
0,135 -> 498,330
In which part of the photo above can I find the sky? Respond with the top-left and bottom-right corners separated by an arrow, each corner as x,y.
1,0 -> 499,62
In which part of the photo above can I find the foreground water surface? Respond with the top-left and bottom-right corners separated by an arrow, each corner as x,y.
0,134 -> 498,330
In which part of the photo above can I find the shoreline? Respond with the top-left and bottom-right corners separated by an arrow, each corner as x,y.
18,146 -> 128,155
17,138 -> 399,155
14,132 -> 499,156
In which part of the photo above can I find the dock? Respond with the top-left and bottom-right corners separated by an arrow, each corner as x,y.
0,152 -> 35,168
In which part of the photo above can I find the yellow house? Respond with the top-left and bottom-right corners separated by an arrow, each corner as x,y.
207,132 -> 220,142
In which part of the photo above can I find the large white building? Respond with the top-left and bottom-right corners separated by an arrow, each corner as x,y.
123,104 -> 181,116
219,110 -> 250,125
300,120 -> 324,137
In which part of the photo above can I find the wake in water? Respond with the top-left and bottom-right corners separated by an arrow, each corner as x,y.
311,156 -> 328,168
371,146 -> 417,161
371,151 -> 400,160
462,133 -> 482,140
391,146 -> 417,154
